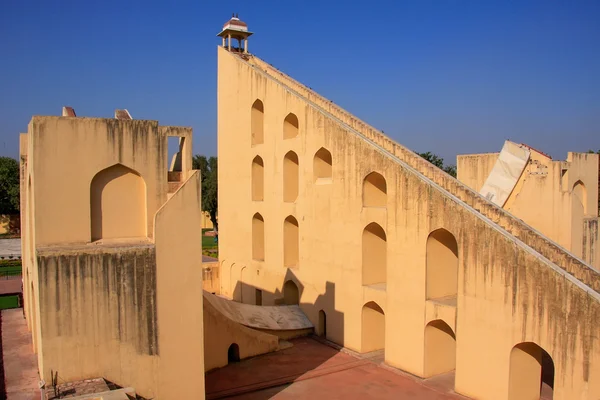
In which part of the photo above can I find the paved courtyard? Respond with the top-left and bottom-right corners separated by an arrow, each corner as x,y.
206,336 -> 465,400
1,309 -> 39,400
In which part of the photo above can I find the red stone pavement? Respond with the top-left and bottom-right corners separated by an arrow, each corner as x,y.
1,309 -> 39,400
0,278 -> 21,296
206,336 -> 466,400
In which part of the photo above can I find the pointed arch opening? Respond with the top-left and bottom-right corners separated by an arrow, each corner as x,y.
363,172 -> 387,207
318,310 -> 327,337
90,164 -> 146,241
283,113 -> 299,139
362,223 -> 387,287
508,342 -> 554,399
284,215 -> 299,268
361,301 -> 385,353
313,147 -> 332,182
252,213 -> 265,261
573,180 -> 587,215
228,343 -> 240,363
252,156 -> 264,201
283,280 -> 299,305
251,99 -> 264,145
426,228 -> 458,300
424,320 -> 456,378
283,151 -> 299,202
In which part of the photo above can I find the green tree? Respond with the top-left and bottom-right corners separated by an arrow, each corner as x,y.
0,157 -> 20,214
418,152 -> 457,178
193,155 -> 218,231
587,149 -> 600,154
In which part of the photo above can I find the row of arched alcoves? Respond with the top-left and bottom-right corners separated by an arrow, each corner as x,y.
251,99 -> 299,145
358,299 -> 555,398
252,211 -> 459,300
252,213 -> 299,268
252,148 -> 332,202
253,157 -> 389,210
229,276 -> 555,399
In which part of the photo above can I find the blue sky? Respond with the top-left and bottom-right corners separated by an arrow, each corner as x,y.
1,1 -> 598,165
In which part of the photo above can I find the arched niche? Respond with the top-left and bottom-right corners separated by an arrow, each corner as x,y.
252,156 -> 264,201
424,319 -> 456,378
252,213 -> 265,261
313,147 -> 332,181
283,113 -> 299,139
426,228 -> 458,300
284,215 -> 299,268
361,301 -> 385,353
363,172 -> 387,207
362,222 -> 387,286
90,164 -> 146,241
283,280 -> 299,305
508,342 -> 554,399
283,151 -> 299,202
572,180 -> 587,215
251,99 -> 264,145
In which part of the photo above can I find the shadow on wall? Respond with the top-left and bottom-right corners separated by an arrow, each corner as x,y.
206,268 -> 345,399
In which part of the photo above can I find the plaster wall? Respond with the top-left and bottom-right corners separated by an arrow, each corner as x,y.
217,47 -> 600,399
36,244 -> 159,395
154,170 -> 205,399
458,147 -> 600,267
27,116 -> 177,245
21,116 -> 204,399
456,153 -> 499,192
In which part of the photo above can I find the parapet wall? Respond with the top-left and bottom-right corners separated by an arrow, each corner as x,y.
248,55 -> 600,293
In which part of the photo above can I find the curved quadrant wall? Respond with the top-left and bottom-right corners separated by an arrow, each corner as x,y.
90,163 -> 147,241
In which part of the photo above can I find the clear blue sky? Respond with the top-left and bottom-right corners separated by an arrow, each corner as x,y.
1,1 -> 599,165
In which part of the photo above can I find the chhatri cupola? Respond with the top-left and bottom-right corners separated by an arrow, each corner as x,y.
217,14 -> 253,54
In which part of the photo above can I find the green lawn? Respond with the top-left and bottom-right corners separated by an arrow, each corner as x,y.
202,235 -> 218,249
0,261 -> 22,279
0,295 -> 19,310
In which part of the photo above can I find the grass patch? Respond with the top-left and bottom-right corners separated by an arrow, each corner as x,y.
202,235 -> 218,249
0,233 -> 20,239
0,260 -> 22,278
0,296 -> 19,310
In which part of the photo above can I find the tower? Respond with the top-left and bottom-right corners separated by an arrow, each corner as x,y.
217,13 -> 253,53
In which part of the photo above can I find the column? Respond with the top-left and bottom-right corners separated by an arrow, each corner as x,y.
228,34 -> 231,51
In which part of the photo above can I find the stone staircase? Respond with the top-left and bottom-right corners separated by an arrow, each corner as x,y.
245,55 -> 600,293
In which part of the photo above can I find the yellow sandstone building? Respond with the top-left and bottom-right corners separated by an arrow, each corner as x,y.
19,15 -> 600,400
217,16 -> 600,400
20,109 -> 205,399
